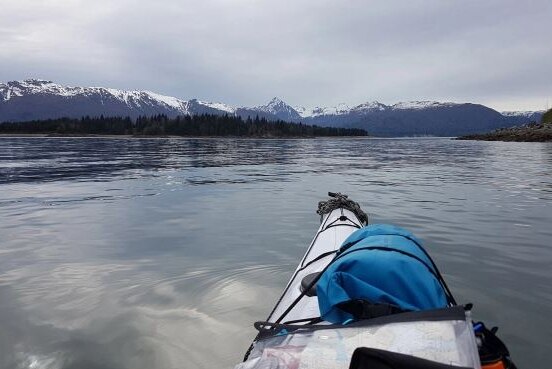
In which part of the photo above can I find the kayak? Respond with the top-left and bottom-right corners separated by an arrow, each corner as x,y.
236,193 -> 516,369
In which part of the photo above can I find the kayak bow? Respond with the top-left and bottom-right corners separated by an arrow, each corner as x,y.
236,193 -> 516,369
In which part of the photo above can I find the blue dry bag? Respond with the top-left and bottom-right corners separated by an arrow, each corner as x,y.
316,224 -> 449,323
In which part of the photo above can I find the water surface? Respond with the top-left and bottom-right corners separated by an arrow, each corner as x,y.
0,137 -> 551,369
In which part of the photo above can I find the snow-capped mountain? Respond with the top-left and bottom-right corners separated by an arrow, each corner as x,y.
0,79 -> 543,136
350,101 -> 387,113
500,110 -> 544,124
295,100 -> 456,118
297,103 -> 352,117
0,79 -> 235,122
390,101 -> 459,110
501,110 -> 544,118
251,97 -> 302,121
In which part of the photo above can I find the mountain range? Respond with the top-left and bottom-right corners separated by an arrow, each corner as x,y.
0,79 -> 544,136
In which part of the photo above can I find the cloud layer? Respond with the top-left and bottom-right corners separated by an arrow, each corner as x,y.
1,0 -> 551,110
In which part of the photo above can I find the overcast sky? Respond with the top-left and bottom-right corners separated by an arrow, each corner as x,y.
1,0 -> 550,111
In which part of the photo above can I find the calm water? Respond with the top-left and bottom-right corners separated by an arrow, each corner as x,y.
0,137 -> 551,369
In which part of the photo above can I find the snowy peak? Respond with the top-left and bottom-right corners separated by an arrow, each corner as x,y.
296,101 -> 387,118
296,100 -> 466,117
350,101 -> 388,113
296,103 -> 351,118
0,79 -> 241,118
266,97 -> 287,108
501,110 -> 544,118
2,79 -> 79,101
391,101 -> 459,110
500,110 -> 544,124
254,97 -> 301,120
259,97 -> 295,112
185,98 -> 236,115
196,100 -> 236,114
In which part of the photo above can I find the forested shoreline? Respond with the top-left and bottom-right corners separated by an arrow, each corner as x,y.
0,114 -> 368,137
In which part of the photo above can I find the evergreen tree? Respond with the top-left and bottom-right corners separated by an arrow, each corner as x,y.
0,114 -> 368,137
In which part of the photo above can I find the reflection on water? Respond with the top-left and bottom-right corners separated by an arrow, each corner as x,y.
0,137 -> 551,369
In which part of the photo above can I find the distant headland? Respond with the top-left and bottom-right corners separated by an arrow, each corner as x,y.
457,108 -> 552,142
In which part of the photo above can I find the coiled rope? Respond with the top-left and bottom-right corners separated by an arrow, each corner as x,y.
316,192 -> 368,225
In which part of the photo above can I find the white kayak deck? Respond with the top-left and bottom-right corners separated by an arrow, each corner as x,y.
267,208 -> 362,323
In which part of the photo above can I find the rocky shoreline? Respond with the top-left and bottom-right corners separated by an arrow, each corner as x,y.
459,108 -> 552,142
458,122 -> 552,142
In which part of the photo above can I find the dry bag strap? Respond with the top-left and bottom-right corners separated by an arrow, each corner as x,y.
337,299 -> 407,320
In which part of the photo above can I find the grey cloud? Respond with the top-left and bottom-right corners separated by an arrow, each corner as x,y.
0,0 -> 550,110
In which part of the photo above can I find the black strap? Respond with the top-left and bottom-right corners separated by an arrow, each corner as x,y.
273,263 -> 328,324
298,250 -> 337,272
255,305 -> 467,340
337,299 -> 406,320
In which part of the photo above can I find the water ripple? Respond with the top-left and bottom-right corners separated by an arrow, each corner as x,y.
0,137 -> 551,369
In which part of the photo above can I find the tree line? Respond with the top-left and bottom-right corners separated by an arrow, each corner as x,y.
0,114 -> 368,137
